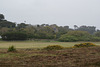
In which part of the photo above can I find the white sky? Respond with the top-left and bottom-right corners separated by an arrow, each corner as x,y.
0,0 -> 100,29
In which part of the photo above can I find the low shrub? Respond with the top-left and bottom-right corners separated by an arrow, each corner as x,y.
8,45 -> 16,52
74,42 -> 96,48
44,45 -> 64,50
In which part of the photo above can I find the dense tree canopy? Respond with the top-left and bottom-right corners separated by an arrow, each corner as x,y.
17,23 -> 28,29
0,20 -> 16,28
0,14 -> 100,41
76,25 -> 96,34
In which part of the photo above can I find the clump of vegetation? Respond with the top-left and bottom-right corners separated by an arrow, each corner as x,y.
58,31 -> 92,42
2,32 -> 27,40
74,42 -> 96,48
43,45 -> 64,50
58,35 -> 78,42
8,45 -> 16,52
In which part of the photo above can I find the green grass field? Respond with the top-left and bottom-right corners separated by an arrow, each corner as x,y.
0,40 -> 100,48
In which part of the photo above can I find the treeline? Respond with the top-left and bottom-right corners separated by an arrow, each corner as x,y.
0,14 -> 100,41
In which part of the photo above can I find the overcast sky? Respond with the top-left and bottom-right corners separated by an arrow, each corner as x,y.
0,0 -> 100,29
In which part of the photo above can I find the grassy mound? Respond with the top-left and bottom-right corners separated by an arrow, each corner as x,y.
74,42 -> 96,48
43,45 -> 64,50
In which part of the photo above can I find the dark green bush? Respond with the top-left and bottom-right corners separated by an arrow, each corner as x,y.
74,42 -> 96,48
58,35 -> 78,42
58,31 -> 92,42
1,32 -> 27,40
44,45 -> 63,50
8,45 -> 16,52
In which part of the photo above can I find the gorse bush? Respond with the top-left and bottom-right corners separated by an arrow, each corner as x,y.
8,45 -> 16,52
74,42 -> 96,48
44,45 -> 64,50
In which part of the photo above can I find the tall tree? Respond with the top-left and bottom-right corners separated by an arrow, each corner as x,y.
17,23 -> 28,28
74,25 -> 78,30
0,14 -> 5,20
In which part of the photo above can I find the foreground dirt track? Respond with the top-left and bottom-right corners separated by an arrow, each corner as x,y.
0,46 -> 100,67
